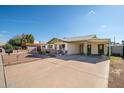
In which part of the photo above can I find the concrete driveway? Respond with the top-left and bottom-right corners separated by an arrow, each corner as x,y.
5,55 -> 110,88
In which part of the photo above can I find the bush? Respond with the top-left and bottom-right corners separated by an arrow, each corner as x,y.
5,49 -> 13,53
3,43 -> 13,55
38,51 -> 46,55
3,43 -> 13,50
13,46 -> 21,50
46,51 -> 50,54
38,50 -> 51,55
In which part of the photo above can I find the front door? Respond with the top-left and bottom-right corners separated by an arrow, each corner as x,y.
98,44 -> 104,55
80,44 -> 84,54
55,44 -> 57,50
87,44 -> 91,55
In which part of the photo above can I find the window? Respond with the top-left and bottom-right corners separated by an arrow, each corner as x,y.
59,44 -> 65,50
62,44 -> 65,49
42,45 -> 46,49
48,45 -> 53,48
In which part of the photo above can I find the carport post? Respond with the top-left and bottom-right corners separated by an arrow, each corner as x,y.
84,41 -> 87,56
56,39 -> 59,55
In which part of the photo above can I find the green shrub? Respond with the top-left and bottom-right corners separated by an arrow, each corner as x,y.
3,43 -> 13,50
38,50 -> 51,55
3,43 -> 13,55
46,51 -> 50,54
38,51 -> 46,55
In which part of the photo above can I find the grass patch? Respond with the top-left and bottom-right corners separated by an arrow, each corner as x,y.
110,56 -> 122,63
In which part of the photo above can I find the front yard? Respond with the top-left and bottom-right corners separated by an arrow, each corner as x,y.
3,52 -> 123,88
2,53 -> 47,66
108,56 -> 124,88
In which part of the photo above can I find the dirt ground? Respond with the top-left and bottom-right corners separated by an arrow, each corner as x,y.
108,56 -> 124,88
2,53 -> 46,66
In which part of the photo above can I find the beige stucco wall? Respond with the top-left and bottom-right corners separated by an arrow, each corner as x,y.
66,43 -> 80,54
66,42 -> 108,55
91,43 -> 98,55
52,41 -> 109,55
91,43 -> 108,55
83,42 -> 87,55
64,43 -> 68,50
104,44 -> 108,55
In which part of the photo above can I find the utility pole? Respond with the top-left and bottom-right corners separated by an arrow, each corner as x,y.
114,36 -> 115,45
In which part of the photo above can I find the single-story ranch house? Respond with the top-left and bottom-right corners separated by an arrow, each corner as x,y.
47,35 -> 111,56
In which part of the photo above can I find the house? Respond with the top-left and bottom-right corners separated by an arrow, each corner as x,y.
26,43 -> 49,52
26,43 -> 42,52
47,35 -> 111,56
122,41 -> 124,45
111,41 -> 124,56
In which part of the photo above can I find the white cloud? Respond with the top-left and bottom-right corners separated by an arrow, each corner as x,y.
34,40 -> 39,43
100,25 -> 107,28
99,25 -> 110,33
87,10 -> 96,16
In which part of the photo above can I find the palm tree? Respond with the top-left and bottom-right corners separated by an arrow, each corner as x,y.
28,34 -> 34,43
21,34 -> 34,49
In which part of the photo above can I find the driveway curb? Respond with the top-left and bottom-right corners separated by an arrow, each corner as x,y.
0,55 -> 7,88
105,60 -> 110,88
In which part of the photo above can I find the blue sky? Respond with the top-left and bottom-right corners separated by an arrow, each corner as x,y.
0,5 -> 124,43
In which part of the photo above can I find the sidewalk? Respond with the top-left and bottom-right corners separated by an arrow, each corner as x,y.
0,55 -> 6,88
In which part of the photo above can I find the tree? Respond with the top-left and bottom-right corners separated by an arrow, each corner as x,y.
3,43 -> 13,55
8,37 -> 22,49
28,34 -> 34,43
21,34 -> 34,49
21,34 -> 34,43
14,38 -> 22,46
8,38 -> 15,45
7,34 -> 35,49
21,35 -> 27,49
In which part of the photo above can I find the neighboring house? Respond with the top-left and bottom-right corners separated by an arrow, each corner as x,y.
122,41 -> 124,45
47,35 -> 111,56
26,43 -> 48,51
26,43 -> 42,52
41,43 -> 48,50
111,41 -> 124,56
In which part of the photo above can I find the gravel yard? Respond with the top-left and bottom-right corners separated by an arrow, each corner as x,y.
108,56 -> 124,88
2,53 -> 47,66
